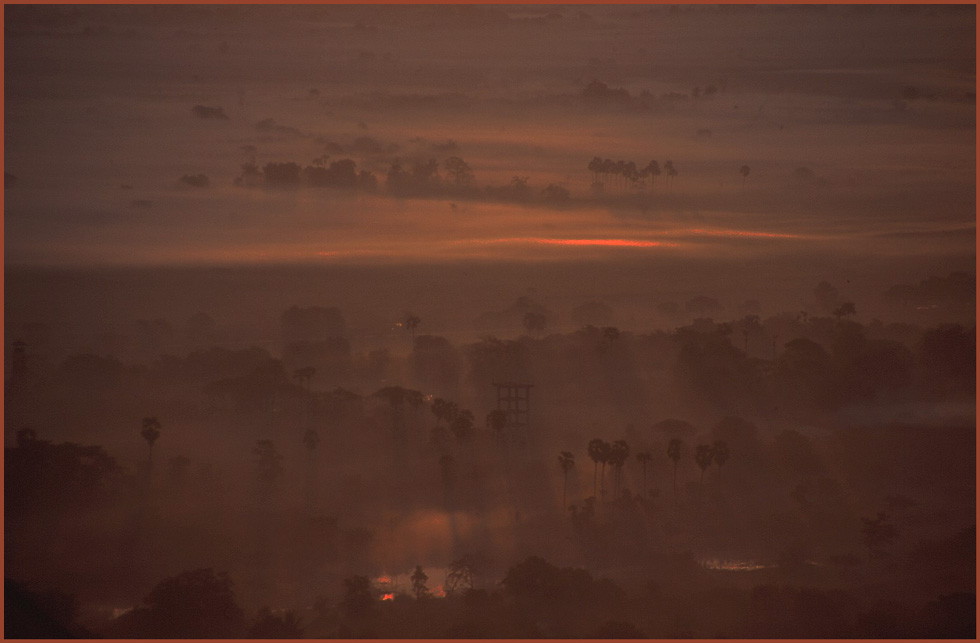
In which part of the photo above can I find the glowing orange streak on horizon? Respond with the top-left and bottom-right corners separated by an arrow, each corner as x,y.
677,228 -> 803,239
471,237 -> 679,248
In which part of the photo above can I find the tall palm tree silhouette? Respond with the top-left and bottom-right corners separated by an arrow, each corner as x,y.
141,417 -> 161,466
739,165 -> 750,192
402,312 -> 421,341
587,438 -> 609,501
558,451 -> 575,511
643,160 -> 661,192
663,160 -> 677,193
608,440 -> 630,500
431,398 -> 458,427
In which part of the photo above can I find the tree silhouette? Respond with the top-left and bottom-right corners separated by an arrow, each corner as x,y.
449,409 -> 475,443
443,156 -> 474,187
410,565 -> 430,600
113,568 -> 245,638
695,443 -> 714,490
667,438 -> 683,503
140,417 -> 161,466
833,301 -> 857,323
558,451 -> 575,511
739,164 -> 750,191
588,156 -> 603,187
635,451 -> 653,496
663,160 -> 677,193
431,398 -> 458,427
587,438 -> 610,502
373,385 -> 425,437
402,312 -> 421,340
445,555 -> 478,595
643,160 -> 661,191
608,440 -> 630,500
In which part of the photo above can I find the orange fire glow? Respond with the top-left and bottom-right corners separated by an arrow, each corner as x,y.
382,593 -> 395,601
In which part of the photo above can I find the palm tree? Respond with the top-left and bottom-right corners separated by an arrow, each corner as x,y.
643,160 -> 661,192
588,156 -> 603,186
402,312 -> 421,341
601,158 -> 615,186
410,565 -> 430,599
624,161 -> 639,189
449,409 -> 475,443
614,160 -> 626,190
608,440 -> 630,499
833,301 -> 857,323
739,165 -> 750,191
374,385 -> 425,437
636,451 -> 653,496
587,438 -> 610,501
141,417 -> 161,465
558,451 -> 575,510
667,438 -> 683,503
664,160 -> 677,193
443,156 -> 474,188
431,398 -> 458,427
695,444 -> 714,490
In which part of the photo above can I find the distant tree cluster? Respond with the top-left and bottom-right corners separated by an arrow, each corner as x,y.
588,156 -> 677,193
235,159 -> 378,190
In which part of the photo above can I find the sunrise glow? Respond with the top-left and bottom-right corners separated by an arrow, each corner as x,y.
678,228 -> 804,239
472,237 -> 678,248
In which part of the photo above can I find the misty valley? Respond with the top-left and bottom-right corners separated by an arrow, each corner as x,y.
4,3 -> 976,639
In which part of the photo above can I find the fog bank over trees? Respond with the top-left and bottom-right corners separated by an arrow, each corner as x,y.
4,4 -> 975,639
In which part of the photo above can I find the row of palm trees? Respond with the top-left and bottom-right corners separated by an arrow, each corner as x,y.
558,435 -> 732,511
587,157 -> 678,193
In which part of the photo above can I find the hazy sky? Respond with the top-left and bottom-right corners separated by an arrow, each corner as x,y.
4,4 -> 975,268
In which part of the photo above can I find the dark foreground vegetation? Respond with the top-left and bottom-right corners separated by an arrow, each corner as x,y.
5,272 -> 975,638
